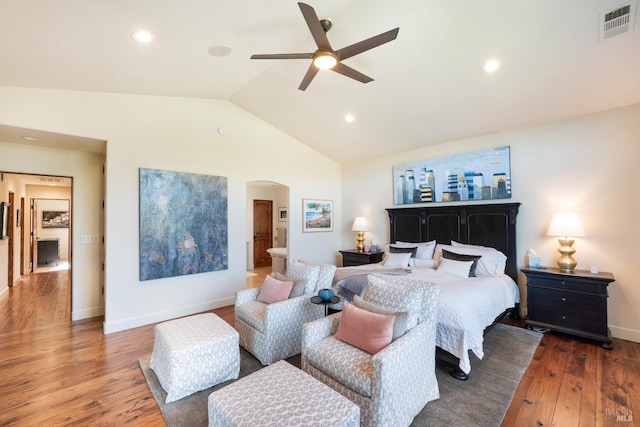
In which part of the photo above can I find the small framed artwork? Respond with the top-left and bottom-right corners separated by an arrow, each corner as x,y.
278,207 -> 287,222
42,211 -> 69,228
0,202 -> 9,239
303,199 -> 333,232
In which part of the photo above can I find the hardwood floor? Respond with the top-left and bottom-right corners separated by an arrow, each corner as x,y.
0,267 -> 637,426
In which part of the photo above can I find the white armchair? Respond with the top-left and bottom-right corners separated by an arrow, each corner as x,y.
301,274 -> 440,427
235,260 -> 337,366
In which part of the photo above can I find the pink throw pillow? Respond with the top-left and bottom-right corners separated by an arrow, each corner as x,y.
256,275 -> 294,304
335,302 -> 395,354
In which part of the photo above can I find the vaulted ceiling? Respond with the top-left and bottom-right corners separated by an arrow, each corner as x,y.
1,0 -> 639,163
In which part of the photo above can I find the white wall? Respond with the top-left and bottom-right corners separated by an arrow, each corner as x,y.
0,173 -> 25,292
0,86 -> 342,333
342,103 -> 640,343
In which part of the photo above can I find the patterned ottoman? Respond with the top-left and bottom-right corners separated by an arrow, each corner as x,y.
208,360 -> 360,426
150,313 -> 239,403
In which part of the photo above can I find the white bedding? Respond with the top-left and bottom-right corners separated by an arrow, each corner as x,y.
334,264 -> 520,374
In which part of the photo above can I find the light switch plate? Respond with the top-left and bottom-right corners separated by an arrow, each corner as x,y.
81,235 -> 91,244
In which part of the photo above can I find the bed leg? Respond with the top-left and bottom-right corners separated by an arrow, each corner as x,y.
450,367 -> 469,381
509,303 -> 521,320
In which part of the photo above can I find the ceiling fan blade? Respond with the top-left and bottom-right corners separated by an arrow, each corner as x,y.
336,27 -> 399,61
298,63 -> 320,91
331,62 -> 373,84
298,2 -> 332,51
251,53 -> 313,60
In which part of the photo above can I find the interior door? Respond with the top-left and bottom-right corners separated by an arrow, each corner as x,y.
253,199 -> 273,268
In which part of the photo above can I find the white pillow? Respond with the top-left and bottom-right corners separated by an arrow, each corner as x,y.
435,243 -> 507,277
412,258 -> 439,269
436,258 -> 473,279
451,241 -> 495,251
396,240 -> 436,259
382,252 -> 412,268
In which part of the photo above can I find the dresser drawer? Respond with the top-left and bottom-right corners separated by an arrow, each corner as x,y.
528,287 -> 605,312
528,304 -> 607,336
526,275 -> 607,296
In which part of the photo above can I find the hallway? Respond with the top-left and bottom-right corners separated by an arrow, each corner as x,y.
0,270 -> 70,334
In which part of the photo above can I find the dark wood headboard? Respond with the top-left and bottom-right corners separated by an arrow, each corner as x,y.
386,203 -> 521,281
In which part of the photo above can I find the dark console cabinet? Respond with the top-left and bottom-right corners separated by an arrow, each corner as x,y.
522,267 -> 615,348
37,238 -> 60,266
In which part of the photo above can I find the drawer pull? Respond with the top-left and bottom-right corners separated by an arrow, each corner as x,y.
562,315 -> 567,320
561,297 -> 567,302
561,281 -> 565,285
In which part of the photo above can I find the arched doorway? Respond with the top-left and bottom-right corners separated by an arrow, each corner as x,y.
246,181 -> 289,272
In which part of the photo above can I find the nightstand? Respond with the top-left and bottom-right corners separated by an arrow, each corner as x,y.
339,249 -> 384,267
522,267 -> 615,348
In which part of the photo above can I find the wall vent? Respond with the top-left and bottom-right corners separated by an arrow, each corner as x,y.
600,2 -> 636,40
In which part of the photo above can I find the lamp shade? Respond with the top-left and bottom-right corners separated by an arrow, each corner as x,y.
546,213 -> 586,238
351,217 -> 369,232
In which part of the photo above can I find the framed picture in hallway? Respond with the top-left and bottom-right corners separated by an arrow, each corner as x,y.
302,199 -> 333,232
0,202 -> 9,239
42,211 -> 69,228
278,207 -> 287,222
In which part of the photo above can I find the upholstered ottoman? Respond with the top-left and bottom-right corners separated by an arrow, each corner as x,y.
208,360 -> 360,426
150,313 -> 239,403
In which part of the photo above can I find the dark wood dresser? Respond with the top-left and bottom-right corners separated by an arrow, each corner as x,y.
522,267 -> 615,348
37,238 -> 60,266
339,249 -> 384,267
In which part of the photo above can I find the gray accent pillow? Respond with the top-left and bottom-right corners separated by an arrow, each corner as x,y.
274,272 -> 307,298
389,244 -> 418,258
353,295 -> 409,340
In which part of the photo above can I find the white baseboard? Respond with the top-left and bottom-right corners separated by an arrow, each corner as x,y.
610,325 -> 640,344
102,296 -> 235,334
72,306 -> 105,320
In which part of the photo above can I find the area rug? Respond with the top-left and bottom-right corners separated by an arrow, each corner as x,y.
139,323 -> 541,427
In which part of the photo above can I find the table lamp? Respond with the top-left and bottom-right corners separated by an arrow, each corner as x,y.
351,217 -> 369,252
546,213 -> 586,272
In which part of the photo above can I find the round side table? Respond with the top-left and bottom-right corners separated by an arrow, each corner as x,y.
310,295 -> 341,316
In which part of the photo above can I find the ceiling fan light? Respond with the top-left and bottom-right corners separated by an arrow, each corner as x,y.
313,53 -> 337,70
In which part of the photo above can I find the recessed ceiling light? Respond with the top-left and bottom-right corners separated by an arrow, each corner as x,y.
22,135 -> 37,141
482,59 -> 500,73
207,45 -> 233,57
345,114 -> 355,123
131,30 -> 155,43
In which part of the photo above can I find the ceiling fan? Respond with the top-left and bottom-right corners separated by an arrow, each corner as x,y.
250,2 -> 399,91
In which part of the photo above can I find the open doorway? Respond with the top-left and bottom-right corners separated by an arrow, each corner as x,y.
246,181 -> 289,275
2,173 -> 73,316
31,197 -> 71,274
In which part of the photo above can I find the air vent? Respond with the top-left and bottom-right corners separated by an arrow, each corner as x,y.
600,2 -> 636,40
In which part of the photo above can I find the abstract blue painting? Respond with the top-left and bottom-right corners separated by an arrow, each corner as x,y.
139,168 -> 228,281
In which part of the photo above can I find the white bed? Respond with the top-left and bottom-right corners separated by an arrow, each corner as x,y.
337,202 -> 522,379
333,263 -> 520,375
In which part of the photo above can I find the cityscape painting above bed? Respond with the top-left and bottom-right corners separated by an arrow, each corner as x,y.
392,146 -> 511,205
